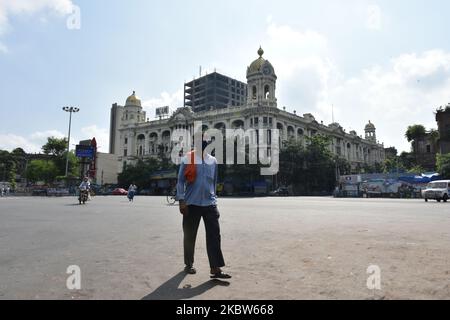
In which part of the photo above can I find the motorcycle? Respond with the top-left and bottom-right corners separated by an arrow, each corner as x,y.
79,189 -> 89,205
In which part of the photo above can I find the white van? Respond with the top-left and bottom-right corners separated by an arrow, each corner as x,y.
421,180 -> 450,202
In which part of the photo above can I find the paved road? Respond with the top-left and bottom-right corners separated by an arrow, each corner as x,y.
0,196 -> 449,300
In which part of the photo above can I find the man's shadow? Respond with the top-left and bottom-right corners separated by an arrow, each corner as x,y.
141,271 -> 230,300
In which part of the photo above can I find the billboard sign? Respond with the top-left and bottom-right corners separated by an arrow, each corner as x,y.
75,145 -> 95,159
156,106 -> 169,118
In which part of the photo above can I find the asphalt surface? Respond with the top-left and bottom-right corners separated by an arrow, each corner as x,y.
0,196 -> 449,300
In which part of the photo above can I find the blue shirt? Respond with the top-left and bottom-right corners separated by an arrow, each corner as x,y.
176,153 -> 218,207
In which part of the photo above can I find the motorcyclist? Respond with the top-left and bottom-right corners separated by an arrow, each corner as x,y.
79,177 -> 91,203
79,177 -> 91,191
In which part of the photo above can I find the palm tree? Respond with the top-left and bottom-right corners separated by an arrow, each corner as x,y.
405,125 -> 426,162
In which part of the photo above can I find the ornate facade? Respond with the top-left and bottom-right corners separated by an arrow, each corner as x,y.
109,48 -> 385,171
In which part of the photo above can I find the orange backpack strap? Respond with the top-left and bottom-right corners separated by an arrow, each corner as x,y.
184,151 -> 197,184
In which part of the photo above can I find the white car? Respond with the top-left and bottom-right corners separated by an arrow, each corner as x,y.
421,180 -> 450,203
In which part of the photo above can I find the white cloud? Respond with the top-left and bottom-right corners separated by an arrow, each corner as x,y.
366,4 -> 382,30
321,50 -> 450,152
0,133 -> 42,153
0,0 -> 75,51
0,126 -> 110,153
142,89 -> 183,120
0,129 -> 67,153
81,125 -> 109,152
30,129 -> 65,140
257,21 -> 450,153
261,21 -> 338,117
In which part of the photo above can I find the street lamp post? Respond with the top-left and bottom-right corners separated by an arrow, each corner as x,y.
62,106 -> 80,181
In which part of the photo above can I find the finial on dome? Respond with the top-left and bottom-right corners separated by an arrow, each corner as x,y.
258,46 -> 264,57
132,91 -> 136,95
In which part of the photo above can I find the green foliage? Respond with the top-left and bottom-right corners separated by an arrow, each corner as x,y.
429,129 -> 440,143
8,161 -> 17,189
42,137 -> 68,157
118,157 -> 174,189
0,137 -> 79,186
383,156 -> 405,173
12,148 -> 26,156
399,152 -> 416,171
436,153 -> 450,178
279,135 -> 337,194
361,162 -> 383,174
26,160 -> 58,183
405,125 -> 426,142
407,165 -> 425,174
0,150 -> 17,183
38,137 -> 79,179
53,150 -> 79,177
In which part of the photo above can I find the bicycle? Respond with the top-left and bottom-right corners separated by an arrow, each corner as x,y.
166,187 -> 177,205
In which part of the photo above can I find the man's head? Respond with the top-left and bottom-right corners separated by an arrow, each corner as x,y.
84,177 -> 89,182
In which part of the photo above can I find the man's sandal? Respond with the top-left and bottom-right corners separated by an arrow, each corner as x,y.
184,266 -> 197,274
210,272 -> 232,279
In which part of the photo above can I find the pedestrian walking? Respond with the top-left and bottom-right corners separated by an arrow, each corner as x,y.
128,183 -> 137,202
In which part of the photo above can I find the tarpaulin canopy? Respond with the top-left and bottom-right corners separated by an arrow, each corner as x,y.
398,173 -> 441,184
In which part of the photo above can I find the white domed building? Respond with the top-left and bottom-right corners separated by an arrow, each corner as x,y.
109,48 -> 385,174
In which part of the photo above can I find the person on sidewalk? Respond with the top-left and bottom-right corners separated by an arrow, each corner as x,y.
176,140 -> 231,279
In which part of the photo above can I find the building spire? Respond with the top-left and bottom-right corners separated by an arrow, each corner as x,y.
258,46 -> 264,57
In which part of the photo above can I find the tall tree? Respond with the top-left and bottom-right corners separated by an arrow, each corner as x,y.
436,153 -> 450,178
25,160 -> 58,184
41,137 -> 78,177
0,150 -> 16,183
399,151 -> 415,171
42,137 -> 68,157
405,125 -> 426,162
118,157 -> 162,189
279,135 -> 336,195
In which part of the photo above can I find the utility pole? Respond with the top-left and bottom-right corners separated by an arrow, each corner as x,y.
62,106 -> 80,182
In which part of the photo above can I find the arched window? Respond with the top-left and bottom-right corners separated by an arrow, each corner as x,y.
287,126 -> 295,139
252,86 -> 257,99
231,120 -> 245,129
264,85 -> 270,99
162,131 -> 171,140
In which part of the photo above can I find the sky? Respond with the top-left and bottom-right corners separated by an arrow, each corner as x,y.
1,0 -> 450,153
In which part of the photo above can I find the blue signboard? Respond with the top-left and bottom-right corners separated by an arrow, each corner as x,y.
76,145 -> 94,158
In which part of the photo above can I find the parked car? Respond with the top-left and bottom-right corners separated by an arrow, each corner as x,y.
111,188 -> 128,196
421,180 -> 450,202
269,187 -> 289,196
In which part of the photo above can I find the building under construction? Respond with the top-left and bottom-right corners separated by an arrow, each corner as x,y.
184,72 -> 247,112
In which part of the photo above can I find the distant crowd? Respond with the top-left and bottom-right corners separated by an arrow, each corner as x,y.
1,186 -> 11,197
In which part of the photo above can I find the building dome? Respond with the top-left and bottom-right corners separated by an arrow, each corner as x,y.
247,46 -> 274,75
125,91 -> 142,107
365,121 -> 376,130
